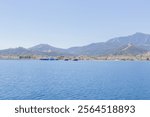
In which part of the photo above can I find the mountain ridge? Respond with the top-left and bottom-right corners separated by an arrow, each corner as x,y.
0,32 -> 150,56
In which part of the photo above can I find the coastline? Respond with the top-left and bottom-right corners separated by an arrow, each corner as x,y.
0,54 -> 150,61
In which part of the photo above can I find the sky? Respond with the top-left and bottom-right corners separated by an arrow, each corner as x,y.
0,0 -> 150,49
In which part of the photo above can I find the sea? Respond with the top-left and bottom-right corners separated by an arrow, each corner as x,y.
0,60 -> 150,100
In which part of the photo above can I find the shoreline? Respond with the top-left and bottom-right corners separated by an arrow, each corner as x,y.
0,55 -> 150,61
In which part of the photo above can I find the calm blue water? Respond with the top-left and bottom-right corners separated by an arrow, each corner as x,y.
0,60 -> 150,100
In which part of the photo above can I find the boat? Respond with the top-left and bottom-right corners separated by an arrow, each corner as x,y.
64,59 -> 69,61
49,58 -> 55,60
40,58 -> 49,60
73,59 -> 78,61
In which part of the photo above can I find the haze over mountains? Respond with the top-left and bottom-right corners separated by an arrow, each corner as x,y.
0,32 -> 150,56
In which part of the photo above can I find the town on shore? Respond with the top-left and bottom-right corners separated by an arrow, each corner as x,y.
0,54 -> 150,61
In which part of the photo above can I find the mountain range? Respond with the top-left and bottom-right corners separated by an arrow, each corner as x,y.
0,32 -> 150,56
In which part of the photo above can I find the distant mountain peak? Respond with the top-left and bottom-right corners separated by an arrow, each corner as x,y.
29,44 -> 57,52
107,32 -> 150,45
16,47 -> 27,49
28,44 -> 67,55
132,32 -> 150,37
135,32 -> 144,34
134,32 -> 148,35
29,44 -> 53,48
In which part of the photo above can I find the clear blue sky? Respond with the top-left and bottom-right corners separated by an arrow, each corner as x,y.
0,0 -> 150,49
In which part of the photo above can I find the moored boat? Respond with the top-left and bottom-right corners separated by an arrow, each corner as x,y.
73,59 -> 79,61
40,58 -> 49,60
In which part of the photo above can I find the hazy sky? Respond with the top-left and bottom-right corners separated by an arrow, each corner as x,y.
0,0 -> 150,49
